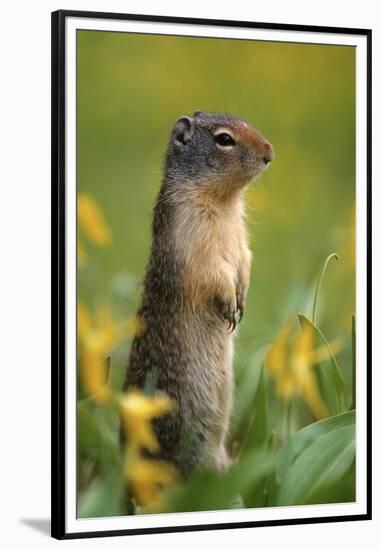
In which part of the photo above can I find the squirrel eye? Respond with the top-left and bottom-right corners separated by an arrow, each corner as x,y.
215,133 -> 236,147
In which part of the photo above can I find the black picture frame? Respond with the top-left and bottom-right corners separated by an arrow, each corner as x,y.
51,9 -> 372,540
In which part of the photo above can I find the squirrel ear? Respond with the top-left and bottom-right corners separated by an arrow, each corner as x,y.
172,116 -> 194,145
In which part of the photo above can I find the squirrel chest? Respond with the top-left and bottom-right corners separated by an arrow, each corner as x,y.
174,193 -> 248,310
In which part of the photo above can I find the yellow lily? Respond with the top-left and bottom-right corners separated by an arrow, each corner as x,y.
119,389 -> 175,453
78,193 -> 112,247
124,456 -> 177,507
265,317 -> 342,419
77,303 -> 120,405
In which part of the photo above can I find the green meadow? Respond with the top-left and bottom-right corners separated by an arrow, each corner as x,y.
76,30 -> 356,517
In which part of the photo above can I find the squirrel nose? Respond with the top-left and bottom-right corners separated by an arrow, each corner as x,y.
262,142 -> 274,165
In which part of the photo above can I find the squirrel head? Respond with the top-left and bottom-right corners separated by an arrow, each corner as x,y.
163,111 -> 274,198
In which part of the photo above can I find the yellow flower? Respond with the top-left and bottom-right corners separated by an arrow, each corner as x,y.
118,389 -> 177,508
119,390 -> 175,453
291,323 -> 329,419
265,318 -> 295,399
124,456 -> 177,507
78,193 -> 112,247
78,304 -> 120,353
79,352 -> 112,405
265,317 -> 341,419
77,303 -> 120,405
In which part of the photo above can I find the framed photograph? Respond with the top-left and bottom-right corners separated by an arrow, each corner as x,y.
51,9 -> 372,540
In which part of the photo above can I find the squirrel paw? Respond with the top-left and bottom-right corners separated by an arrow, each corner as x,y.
214,294 -> 238,332
235,283 -> 247,323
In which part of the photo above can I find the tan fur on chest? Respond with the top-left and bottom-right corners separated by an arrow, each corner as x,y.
172,187 -> 248,309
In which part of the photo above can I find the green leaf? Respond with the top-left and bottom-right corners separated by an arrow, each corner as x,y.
351,313 -> 356,410
240,365 -> 271,454
165,449 -> 274,513
78,471 -> 125,518
298,314 -> 346,416
241,373 -> 276,508
276,410 -> 355,505
303,459 -> 356,505
231,345 -> 268,435
244,432 -> 278,508
277,409 -> 355,480
77,400 -> 122,486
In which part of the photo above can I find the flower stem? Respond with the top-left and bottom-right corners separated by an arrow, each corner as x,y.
312,253 -> 339,325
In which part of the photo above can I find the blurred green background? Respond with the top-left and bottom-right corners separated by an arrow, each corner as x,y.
77,30 -> 356,515
77,29 -> 355,390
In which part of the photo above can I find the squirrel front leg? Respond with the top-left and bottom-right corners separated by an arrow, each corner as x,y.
214,248 -> 251,331
235,248 -> 252,323
213,269 -> 238,332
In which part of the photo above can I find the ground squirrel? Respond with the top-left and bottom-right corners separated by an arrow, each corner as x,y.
123,111 -> 274,476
